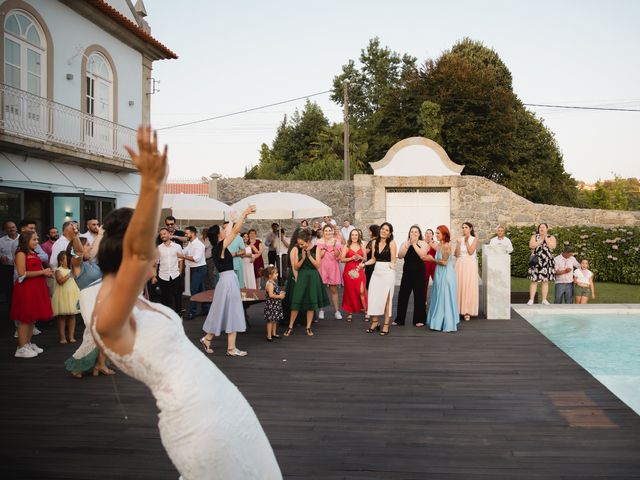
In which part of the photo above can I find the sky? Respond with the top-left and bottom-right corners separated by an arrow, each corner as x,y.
145,0 -> 640,183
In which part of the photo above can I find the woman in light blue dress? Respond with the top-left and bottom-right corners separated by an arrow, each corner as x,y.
425,225 -> 459,332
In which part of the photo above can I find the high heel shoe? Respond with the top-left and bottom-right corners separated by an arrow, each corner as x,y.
380,323 -> 390,336
92,366 -> 116,376
283,328 -> 293,337
305,328 -> 314,336
366,323 -> 380,333
199,337 -> 213,354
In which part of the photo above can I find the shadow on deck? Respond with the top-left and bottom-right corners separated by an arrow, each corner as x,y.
1,292 -> 639,479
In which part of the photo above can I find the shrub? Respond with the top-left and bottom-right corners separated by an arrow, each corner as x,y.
506,225 -> 640,285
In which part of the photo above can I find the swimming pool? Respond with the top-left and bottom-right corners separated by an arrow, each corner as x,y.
514,307 -> 640,416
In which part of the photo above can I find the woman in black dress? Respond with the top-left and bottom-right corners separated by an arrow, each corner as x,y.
393,225 -> 429,327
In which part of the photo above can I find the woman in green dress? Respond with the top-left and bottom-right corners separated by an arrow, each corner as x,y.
283,229 -> 329,337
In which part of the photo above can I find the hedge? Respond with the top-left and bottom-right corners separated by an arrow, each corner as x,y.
504,225 -> 640,285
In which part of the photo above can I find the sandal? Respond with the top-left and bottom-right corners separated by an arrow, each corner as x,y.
380,323 -> 390,336
463,314 -> 471,321
92,366 -> 116,376
305,328 -> 314,336
366,322 -> 380,333
346,314 -> 352,322
226,348 -> 247,357
199,337 -> 214,354
283,328 -> 293,337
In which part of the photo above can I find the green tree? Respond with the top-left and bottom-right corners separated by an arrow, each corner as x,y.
245,102 -> 369,180
417,100 -> 444,144
331,37 -> 419,167
578,176 -> 640,211
421,38 -> 578,204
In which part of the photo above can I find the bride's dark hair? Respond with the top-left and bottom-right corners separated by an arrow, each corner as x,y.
97,208 -> 134,274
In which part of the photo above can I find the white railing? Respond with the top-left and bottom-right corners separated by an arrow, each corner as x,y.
0,83 -> 136,162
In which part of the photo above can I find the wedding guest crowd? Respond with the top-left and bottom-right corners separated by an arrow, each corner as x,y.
3,207 -> 600,365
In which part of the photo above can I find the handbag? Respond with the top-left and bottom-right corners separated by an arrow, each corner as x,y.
348,268 -> 360,279
528,254 -> 539,267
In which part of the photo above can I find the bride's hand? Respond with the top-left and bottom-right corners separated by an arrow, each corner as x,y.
125,126 -> 168,184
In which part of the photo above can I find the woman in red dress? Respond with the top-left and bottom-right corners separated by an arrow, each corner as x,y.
424,228 -> 437,300
11,230 -> 53,358
248,229 -> 265,287
340,229 -> 368,321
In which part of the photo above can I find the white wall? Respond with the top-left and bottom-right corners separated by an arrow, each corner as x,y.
374,145 -> 459,177
15,0 -> 143,129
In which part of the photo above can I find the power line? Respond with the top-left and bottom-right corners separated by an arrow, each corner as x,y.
157,90 -> 332,131
524,103 -> 640,112
155,90 -> 640,131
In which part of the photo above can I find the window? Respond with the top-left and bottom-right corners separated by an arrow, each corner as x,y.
86,52 -> 113,121
83,196 -> 115,224
3,10 -> 46,96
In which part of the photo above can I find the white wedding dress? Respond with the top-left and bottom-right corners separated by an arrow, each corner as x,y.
91,296 -> 282,480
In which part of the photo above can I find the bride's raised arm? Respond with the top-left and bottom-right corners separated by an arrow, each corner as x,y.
95,126 -> 168,339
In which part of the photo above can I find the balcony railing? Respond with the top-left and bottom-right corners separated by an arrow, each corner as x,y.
0,83 -> 136,163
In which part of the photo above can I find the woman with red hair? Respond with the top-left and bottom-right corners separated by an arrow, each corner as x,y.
424,225 -> 459,332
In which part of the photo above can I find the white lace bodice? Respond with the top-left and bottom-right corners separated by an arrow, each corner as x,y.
458,236 -> 476,257
92,297 -> 282,479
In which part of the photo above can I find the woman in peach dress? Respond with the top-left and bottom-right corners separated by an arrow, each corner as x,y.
454,222 -> 479,321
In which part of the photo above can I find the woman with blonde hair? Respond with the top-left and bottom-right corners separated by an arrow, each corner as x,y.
527,223 -> 556,305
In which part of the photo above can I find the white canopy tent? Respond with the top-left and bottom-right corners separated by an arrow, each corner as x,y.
228,192 -> 332,220
162,194 -> 230,222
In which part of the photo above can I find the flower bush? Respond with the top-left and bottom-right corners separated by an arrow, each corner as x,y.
506,225 -> 640,285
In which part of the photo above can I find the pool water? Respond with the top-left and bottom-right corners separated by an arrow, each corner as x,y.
524,313 -> 640,415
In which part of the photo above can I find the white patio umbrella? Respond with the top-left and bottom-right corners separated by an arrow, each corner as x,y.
229,192 -> 332,280
162,193 -> 229,221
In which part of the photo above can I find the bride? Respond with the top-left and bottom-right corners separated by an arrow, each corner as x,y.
90,126 -> 282,479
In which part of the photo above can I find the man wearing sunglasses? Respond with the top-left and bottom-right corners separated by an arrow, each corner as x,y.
157,215 -> 187,246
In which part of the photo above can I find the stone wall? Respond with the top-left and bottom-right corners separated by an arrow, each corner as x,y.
205,175 -> 640,246
211,179 -> 355,235
354,174 -> 640,245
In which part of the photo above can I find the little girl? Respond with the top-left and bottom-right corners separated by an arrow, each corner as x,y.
574,259 -> 595,304
263,265 -> 285,341
52,250 -> 80,343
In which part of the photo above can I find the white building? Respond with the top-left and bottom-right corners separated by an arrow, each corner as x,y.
0,0 -> 176,231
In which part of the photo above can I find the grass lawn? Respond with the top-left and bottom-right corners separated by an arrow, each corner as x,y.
511,277 -> 640,304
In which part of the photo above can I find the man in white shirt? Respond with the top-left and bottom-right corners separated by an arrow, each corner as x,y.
340,220 -> 355,243
554,245 -> 581,304
152,227 -> 183,313
275,228 -> 290,285
80,218 -> 99,247
0,220 -> 19,266
50,221 -> 78,269
321,216 -> 337,228
178,226 -> 208,319
489,225 -> 514,254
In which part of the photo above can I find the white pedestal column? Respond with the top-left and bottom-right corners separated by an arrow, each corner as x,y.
482,245 -> 511,320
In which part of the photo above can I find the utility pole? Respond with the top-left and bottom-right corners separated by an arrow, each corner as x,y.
343,80 -> 350,181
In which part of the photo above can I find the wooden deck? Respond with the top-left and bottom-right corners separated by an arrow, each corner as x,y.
1,293 -> 639,479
